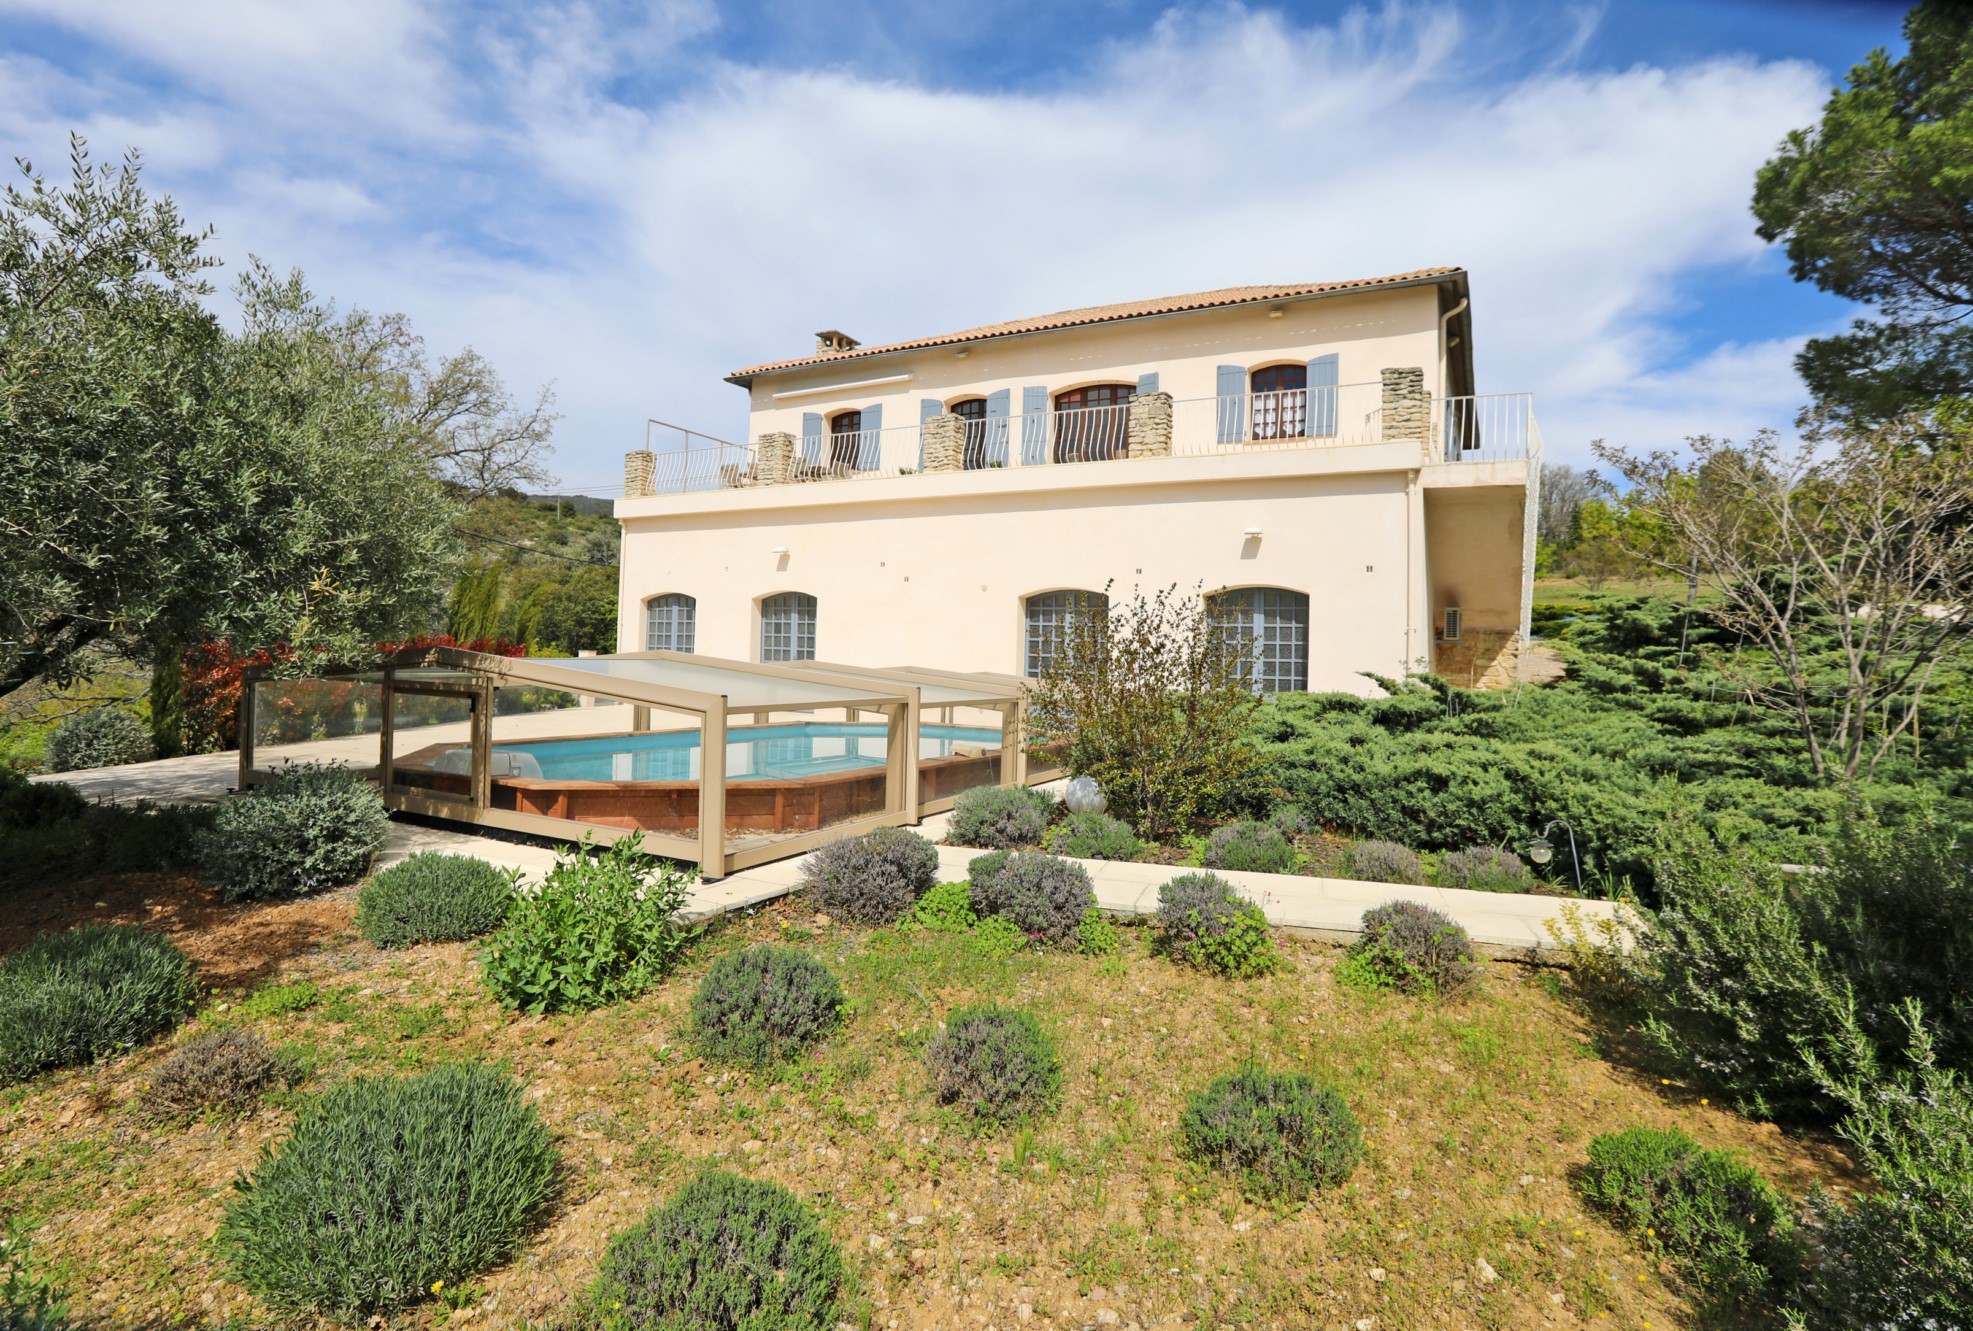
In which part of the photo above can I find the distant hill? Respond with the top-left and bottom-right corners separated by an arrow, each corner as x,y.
524,492 -> 616,518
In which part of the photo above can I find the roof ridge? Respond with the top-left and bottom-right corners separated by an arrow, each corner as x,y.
728,267 -> 1464,383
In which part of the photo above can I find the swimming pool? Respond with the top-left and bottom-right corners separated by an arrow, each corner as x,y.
497,722 -> 1001,783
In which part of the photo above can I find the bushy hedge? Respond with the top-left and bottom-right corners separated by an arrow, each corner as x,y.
196,762 -> 389,901
45,707 -> 153,772
1154,872 -> 1278,978
0,769 -> 213,889
798,825 -> 938,925
1624,818 -> 1973,1122
925,1004 -> 1061,1126
0,924 -> 196,1084
1439,845 -> 1531,893
967,852 -> 1094,947
591,1170 -> 845,1330
1043,810 -> 1141,861
1203,819 -> 1295,874
946,784 -> 1054,850
1342,839 -> 1422,884
691,946 -> 845,1069
1342,899 -> 1477,997
141,1028 -> 290,1121
480,835 -> 694,1014
1179,1068 -> 1362,1201
356,852 -> 515,948
218,1063 -> 558,1320
1575,1127 -> 1796,1305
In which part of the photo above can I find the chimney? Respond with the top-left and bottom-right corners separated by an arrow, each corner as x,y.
814,329 -> 860,355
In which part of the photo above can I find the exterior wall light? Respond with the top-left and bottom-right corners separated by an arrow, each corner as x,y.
771,546 -> 789,555
1243,526 -> 1263,537
1267,306 -> 1285,318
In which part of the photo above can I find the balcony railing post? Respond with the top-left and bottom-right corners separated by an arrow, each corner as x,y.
755,432 -> 795,485
1126,391 -> 1173,458
922,414 -> 965,473
1378,368 -> 1430,450
623,449 -> 656,498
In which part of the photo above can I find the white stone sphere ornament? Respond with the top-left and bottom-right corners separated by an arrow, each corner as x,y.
1064,776 -> 1106,814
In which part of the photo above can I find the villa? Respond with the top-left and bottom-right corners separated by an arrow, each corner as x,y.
613,265 -> 1540,694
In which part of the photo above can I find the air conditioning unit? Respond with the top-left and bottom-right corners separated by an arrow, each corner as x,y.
1442,606 -> 1462,642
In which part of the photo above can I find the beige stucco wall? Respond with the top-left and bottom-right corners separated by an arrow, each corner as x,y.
743,284 -> 1447,441
615,446 -> 1467,695
1422,480 -> 1528,635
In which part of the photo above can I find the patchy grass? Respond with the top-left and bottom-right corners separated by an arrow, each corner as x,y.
0,875 -> 1855,1329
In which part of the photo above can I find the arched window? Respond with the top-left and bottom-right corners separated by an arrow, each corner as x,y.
1250,364 -> 1307,440
1024,589 -> 1109,678
1053,384 -> 1134,463
1211,588 -> 1309,694
645,593 -> 696,653
951,397 -> 989,469
760,592 -> 817,662
828,410 -> 864,475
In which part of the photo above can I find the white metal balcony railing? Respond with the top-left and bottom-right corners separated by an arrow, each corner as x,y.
638,388 -> 1536,495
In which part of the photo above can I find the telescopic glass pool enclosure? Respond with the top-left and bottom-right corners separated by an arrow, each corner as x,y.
236,647 -> 1052,876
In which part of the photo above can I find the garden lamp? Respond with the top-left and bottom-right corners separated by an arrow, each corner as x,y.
1527,818 -> 1584,896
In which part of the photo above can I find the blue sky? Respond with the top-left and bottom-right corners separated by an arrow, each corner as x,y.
0,0 -> 1912,487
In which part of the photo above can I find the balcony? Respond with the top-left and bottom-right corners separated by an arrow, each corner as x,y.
626,377 -> 1538,498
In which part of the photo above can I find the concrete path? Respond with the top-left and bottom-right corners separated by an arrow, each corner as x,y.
39,758 -> 1627,962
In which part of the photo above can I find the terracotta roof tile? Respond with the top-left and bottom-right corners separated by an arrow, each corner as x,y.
728,267 -> 1465,382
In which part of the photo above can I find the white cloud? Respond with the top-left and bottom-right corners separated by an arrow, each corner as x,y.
0,1 -> 1834,486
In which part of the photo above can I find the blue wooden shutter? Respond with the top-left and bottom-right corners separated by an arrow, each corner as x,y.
917,397 -> 941,471
860,403 -> 883,470
1021,386 -> 1048,466
801,411 -> 823,468
1306,354 -> 1338,436
1215,365 -> 1246,443
1136,371 -> 1159,395
985,388 -> 1011,466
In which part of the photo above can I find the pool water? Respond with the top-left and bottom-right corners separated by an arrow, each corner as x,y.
498,722 -> 1001,783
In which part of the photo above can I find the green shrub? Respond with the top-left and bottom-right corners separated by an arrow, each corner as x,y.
798,825 -> 938,925
1042,810 -> 1141,861
141,1028 -> 291,1121
480,835 -> 695,1014
1628,818 -> 1973,1122
1347,899 -> 1478,997
45,707 -> 153,772
967,852 -> 1094,947
1791,1004 -> 1973,1326
966,850 -> 1010,895
1438,844 -> 1532,893
591,1169 -> 845,1330
947,784 -> 1054,850
926,1004 -> 1062,1126
968,914 -> 1028,958
1077,909 -> 1120,957
1268,805 -> 1310,836
0,924 -> 196,1084
196,762 -> 389,901
1153,872 -> 1279,978
1179,1067 -> 1362,1201
356,852 -> 516,948
1203,819 -> 1295,874
0,769 -> 214,889
908,880 -> 976,933
1575,1126 -> 1795,1305
218,1063 -> 558,1320
1342,839 -> 1422,883
0,1221 -> 71,1331
691,946 -> 846,1069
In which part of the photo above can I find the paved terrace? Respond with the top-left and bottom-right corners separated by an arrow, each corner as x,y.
42,754 -> 1628,961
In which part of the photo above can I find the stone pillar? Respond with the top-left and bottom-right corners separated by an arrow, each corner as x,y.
1379,367 -> 1429,448
1127,391 -> 1173,458
921,414 -> 964,473
755,432 -> 796,485
623,449 -> 656,498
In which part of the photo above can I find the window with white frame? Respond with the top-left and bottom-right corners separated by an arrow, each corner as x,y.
1023,589 -> 1108,678
644,593 -> 696,652
1211,587 -> 1309,694
760,592 -> 817,662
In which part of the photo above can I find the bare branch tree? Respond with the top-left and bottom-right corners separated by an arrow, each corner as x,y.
1595,418 -> 1973,780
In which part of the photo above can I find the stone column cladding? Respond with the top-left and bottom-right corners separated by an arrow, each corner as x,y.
1432,629 -> 1523,690
623,449 -> 656,499
1127,391 -> 1173,458
921,414 -> 965,473
1379,367 -> 1430,448
754,432 -> 796,485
